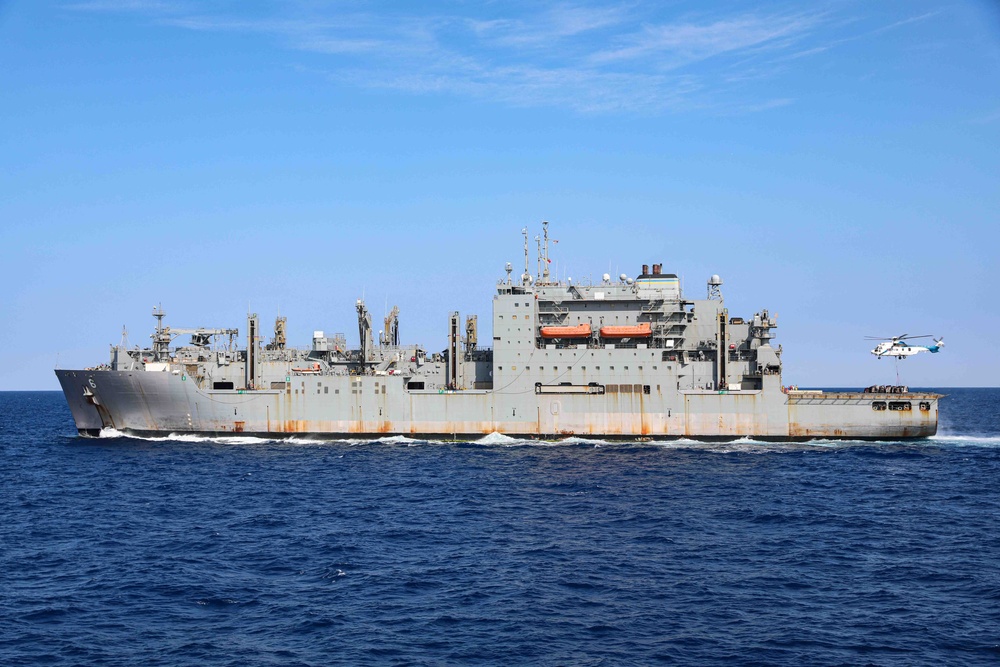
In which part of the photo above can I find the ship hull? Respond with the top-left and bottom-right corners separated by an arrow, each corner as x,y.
57,369 -> 940,441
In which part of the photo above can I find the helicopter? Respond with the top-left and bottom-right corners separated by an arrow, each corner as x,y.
867,334 -> 945,359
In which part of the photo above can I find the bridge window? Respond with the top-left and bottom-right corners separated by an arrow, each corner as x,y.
872,401 -> 887,411
889,401 -> 912,411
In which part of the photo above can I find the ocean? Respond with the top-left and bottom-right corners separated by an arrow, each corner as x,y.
2,389 -> 998,666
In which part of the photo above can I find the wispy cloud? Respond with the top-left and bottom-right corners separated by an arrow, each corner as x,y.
589,12 -> 820,67
62,2 -> 932,115
469,4 -> 629,47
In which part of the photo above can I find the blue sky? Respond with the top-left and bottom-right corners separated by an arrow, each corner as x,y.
1,0 -> 998,389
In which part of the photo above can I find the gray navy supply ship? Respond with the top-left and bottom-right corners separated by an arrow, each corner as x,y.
57,223 -> 941,440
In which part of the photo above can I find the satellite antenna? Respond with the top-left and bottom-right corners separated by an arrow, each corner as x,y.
708,275 -> 723,300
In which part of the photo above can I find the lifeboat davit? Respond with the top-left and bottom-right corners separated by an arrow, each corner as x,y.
539,323 -> 592,339
600,322 -> 652,338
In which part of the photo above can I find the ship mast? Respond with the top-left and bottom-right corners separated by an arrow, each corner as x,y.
151,304 -> 170,361
535,233 -> 542,282
542,220 -> 551,284
521,227 -> 531,285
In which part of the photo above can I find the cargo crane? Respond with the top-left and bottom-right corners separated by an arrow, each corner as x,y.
150,305 -> 238,360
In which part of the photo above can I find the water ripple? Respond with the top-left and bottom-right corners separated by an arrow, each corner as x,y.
1,389 -> 999,666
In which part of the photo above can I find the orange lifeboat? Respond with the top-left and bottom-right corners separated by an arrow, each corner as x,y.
539,323 -> 592,339
600,322 -> 652,338
291,363 -> 322,373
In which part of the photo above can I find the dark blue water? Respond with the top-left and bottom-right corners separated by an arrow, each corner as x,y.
2,390 -> 999,666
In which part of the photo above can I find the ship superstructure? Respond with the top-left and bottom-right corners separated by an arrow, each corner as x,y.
57,224 -> 940,440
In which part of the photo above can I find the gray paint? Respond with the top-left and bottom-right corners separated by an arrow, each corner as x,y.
56,237 -> 940,440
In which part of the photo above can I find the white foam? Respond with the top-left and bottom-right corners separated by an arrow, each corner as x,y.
158,433 -> 275,445
374,435 -> 421,445
284,436 -> 335,445
558,436 -> 614,446
97,429 -> 277,445
930,434 -> 1000,447
93,427 -> 1000,450
471,432 -> 541,446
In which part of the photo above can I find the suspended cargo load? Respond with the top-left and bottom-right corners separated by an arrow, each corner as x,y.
539,323 -> 592,339
600,322 -> 652,338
